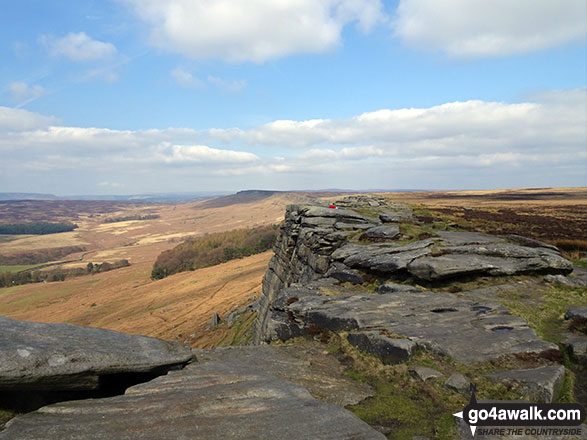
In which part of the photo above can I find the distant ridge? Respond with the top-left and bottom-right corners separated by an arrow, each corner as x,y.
0,192 -> 230,203
197,190 -> 280,209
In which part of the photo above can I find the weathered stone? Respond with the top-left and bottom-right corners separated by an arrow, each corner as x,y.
279,289 -> 558,364
435,230 -> 502,246
326,262 -> 364,285
485,365 -> 565,403
546,275 -> 587,287
301,206 -> 377,224
444,373 -> 471,394
505,234 -> 560,252
409,366 -> 443,381
347,332 -> 416,364
564,333 -> 587,366
361,225 -> 401,240
193,345 -> 374,407
379,207 -> 413,223
1,348 -> 385,440
407,248 -> 572,281
375,283 -> 422,294
0,316 -> 194,391
210,312 -> 221,329
334,222 -> 375,230
565,307 -> 587,321
302,216 -> 338,228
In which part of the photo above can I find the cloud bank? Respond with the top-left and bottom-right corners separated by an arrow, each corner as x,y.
394,0 -> 586,57
0,88 -> 585,192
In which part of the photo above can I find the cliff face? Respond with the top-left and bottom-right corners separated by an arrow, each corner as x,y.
253,203 -> 380,344
253,196 -> 578,369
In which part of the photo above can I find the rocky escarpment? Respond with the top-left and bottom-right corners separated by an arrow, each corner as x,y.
253,197 -> 584,406
255,199 -> 573,347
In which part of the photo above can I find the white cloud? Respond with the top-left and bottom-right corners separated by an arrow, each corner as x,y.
121,0 -> 385,62
208,88 -> 587,158
9,82 -> 46,104
394,0 -> 586,57
98,181 -> 124,188
39,32 -> 117,62
170,67 -> 205,89
0,88 -> 584,191
0,106 -> 60,132
160,144 -> 259,164
207,76 -> 246,92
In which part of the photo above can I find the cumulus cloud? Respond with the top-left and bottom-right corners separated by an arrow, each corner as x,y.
159,144 -> 259,164
394,0 -> 586,57
0,106 -> 60,132
208,88 -> 587,160
39,32 -> 117,62
121,0 -> 385,62
0,88 -> 585,192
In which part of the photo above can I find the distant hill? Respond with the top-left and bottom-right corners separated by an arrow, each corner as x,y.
0,192 -> 230,203
0,193 -> 60,201
197,190 -> 280,209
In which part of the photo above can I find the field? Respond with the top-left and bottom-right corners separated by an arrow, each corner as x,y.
0,188 -> 585,348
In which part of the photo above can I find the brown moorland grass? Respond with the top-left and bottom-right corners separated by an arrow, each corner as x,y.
1,188 -> 584,349
0,193 -> 299,346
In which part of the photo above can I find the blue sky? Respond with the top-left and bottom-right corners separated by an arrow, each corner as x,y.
1,0 -> 586,195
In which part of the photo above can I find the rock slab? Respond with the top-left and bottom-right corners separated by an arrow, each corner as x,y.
0,316 -> 194,391
486,366 -> 565,403
0,347 -> 385,440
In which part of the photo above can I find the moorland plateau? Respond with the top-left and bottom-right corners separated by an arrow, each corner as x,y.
0,188 -> 586,439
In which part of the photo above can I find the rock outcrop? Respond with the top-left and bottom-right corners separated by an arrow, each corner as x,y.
254,200 -> 572,368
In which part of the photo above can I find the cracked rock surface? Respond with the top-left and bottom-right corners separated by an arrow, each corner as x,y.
0,316 -> 194,391
1,346 -> 384,440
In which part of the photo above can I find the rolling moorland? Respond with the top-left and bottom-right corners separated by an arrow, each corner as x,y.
0,187 -> 586,439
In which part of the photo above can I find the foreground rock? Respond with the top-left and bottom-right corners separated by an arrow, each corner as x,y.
0,316 -> 194,391
1,346 -> 385,440
485,366 -> 565,403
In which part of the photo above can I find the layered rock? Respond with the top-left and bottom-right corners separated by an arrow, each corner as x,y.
1,346 -> 385,440
254,201 -> 573,359
0,316 -> 194,391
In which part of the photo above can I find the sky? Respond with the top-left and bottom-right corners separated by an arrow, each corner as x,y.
0,0 -> 586,195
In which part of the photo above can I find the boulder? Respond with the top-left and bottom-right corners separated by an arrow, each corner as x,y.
545,275 -> 587,287
379,207 -> 413,223
347,332 -> 416,364
326,263 -> 364,285
361,225 -> 401,240
210,312 -> 221,329
0,316 -> 194,391
485,365 -> 565,403
565,307 -> 587,321
444,373 -> 471,394
375,283 -> 422,294
409,366 -> 443,381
